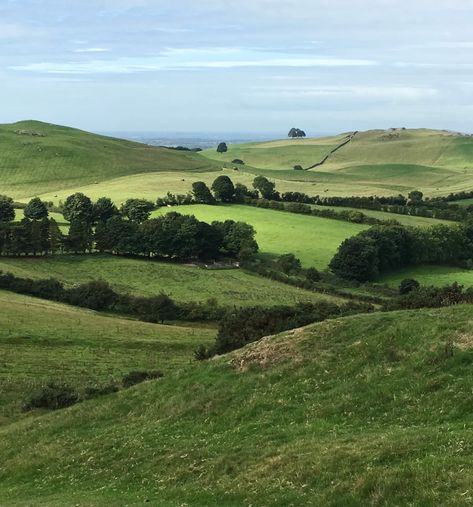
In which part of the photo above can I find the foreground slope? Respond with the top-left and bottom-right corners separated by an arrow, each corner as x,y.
0,120 -> 218,198
2,305 -> 473,506
0,290 -> 214,424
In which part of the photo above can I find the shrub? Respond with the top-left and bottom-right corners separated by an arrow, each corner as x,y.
122,370 -> 164,388
232,159 -> 245,165
293,165 -> 303,170
399,278 -> 420,295
306,267 -> 321,282
23,383 -> 79,411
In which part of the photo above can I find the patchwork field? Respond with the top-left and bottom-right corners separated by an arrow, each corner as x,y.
0,290 -> 214,424
0,255 -> 342,306
152,204 -> 369,268
378,265 -> 473,288
2,305 -> 473,506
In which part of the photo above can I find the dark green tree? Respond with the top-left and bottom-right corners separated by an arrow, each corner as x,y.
24,197 -> 49,220
192,181 -> 215,204
277,253 -> 302,275
329,235 -> 379,281
211,176 -> 235,202
93,197 -> 119,223
0,196 -> 15,222
253,175 -> 277,199
399,278 -> 420,295
121,199 -> 154,223
408,190 -> 424,206
63,193 -> 94,223
216,142 -> 228,153
288,128 -> 306,138
66,220 -> 93,253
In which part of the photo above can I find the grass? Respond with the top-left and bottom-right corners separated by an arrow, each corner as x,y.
0,290 -> 215,424
378,264 -> 473,288
2,304 -> 473,505
0,120 -> 218,199
152,204 -> 368,268
0,254 -> 343,306
202,128 -> 473,197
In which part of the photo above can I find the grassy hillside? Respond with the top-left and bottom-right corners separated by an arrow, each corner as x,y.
152,204 -> 368,268
378,265 -> 473,288
201,128 -> 473,197
0,255 -> 343,306
0,290 -> 214,424
2,305 -> 473,505
0,120 -> 218,199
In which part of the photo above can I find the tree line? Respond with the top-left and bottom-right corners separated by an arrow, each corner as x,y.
0,193 -> 258,260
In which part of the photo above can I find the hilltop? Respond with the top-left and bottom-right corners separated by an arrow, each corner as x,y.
2,304 -> 473,506
0,120 -> 218,199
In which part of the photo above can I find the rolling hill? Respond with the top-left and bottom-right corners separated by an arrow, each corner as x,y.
2,304 -> 473,506
0,120 -> 219,199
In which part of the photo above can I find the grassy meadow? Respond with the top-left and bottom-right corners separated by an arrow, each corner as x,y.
378,265 -> 473,289
0,290 -> 214,424
152,204 -> 369,268
0,255 -> 343,306
2,305 -> 473,505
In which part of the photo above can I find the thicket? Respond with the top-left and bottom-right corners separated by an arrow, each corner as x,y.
330,222 -> 473,282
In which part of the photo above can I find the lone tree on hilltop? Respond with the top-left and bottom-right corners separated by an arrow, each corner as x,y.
288,128 -> 306,138
216,142 -> 228,153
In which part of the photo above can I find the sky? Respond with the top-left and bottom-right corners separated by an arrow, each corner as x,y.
1,0 -> 472,135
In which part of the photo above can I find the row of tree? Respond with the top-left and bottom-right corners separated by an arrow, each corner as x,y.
0,212 -> 258,261
329,222 -> 473,282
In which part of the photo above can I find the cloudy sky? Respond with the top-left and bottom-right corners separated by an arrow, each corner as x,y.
1,0 -> 472,134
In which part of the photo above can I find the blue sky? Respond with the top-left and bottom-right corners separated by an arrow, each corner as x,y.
1,0 -> 472,134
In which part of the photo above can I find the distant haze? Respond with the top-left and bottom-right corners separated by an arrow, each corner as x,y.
1,1 -> 472,133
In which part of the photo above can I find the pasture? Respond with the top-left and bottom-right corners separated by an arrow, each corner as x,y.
152,204 -> 369,268
0,255 -> 342,306
0,290 -> 214,423
2,305 -> 473,505
378,265 -> 473,288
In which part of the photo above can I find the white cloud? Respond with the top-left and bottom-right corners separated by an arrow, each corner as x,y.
74,47 -> 111,53
10,47 -> 377,74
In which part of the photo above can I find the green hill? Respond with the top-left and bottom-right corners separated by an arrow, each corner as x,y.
2,304 -> 473,506
0,290 -> 214,424
0,120 -> 218,199
201,128 -> 473,197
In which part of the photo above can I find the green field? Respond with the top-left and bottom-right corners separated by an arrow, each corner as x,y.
0,120 -> 218,199
0,255 -> 342,306
0,290 -> 214,424
153,204 -> 368,268
2,305 -> 473,505
378,265 -> 473,288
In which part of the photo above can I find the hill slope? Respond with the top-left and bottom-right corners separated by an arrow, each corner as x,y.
202,128 -> 473,197
2,305 -> 473,506
0,120 -> 218,199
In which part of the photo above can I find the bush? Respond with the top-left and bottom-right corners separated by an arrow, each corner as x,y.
399,278 -> 420,295
293,165 -> 303,171
122,370 -> 164,388
232,159 -> 245,165
306,267 -> 321,282
277,253 -> 302,275
65,280 -> 118,311
23,383 -> 79,411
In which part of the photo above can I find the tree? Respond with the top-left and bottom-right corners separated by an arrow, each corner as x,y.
277,253 -> 302,275
234,183 -> 257,202
212,220 -> 258,257
306,267 -> 321,282
329,235 -> 379,282
93,197 -> 119,223
192,182 -> 215,204
288,128 -> 306,138
0,196 -> 15,222
65,220 -> 93,253
293,165 -> 303,171
253,175 -> 277,200
211,176 -> 235,202
120,199 -> 154,223
24,197 -> 49,220
216,142 -> 228,153
63,193 -> 94,223
408,190 -> 424,206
